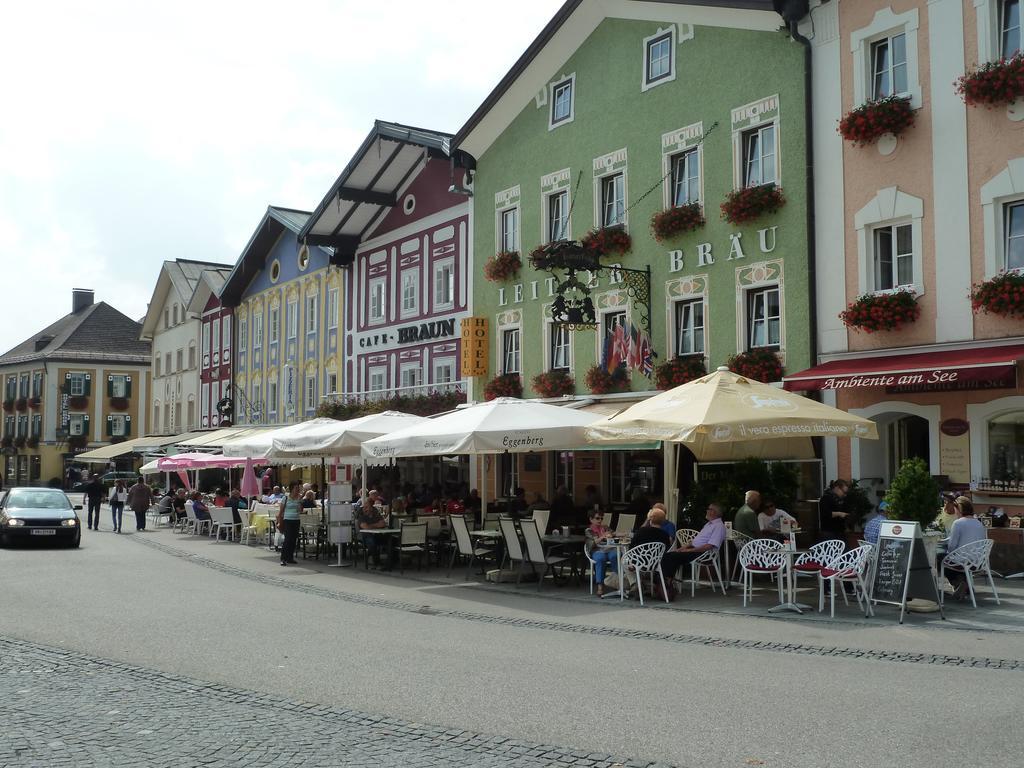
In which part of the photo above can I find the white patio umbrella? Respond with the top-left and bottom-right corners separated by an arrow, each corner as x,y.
220,419 -> 341,461
270,411 -> 427,459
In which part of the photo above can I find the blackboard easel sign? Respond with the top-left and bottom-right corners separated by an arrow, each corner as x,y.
871,520 -> 945,623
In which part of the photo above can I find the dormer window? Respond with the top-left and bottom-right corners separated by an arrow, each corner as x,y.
549,75 -> 575,129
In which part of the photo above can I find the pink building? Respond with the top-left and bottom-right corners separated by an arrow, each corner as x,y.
187,267 -> 233,429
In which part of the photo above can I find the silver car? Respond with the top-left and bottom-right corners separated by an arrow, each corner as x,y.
0,487 -> 82,548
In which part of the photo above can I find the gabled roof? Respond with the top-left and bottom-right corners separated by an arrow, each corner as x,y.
452,0 -> 780,159
185,267 -> 233,316
139,259 -> 233,338
218,206 -> 322,308
0,301 -> 151,367
297,120 -> 454,265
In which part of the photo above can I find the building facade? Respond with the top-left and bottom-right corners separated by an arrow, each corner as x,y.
0,289 -> 150,485
785,0 -> 1024,509
454,0 -> 809,503
219,207 -> 342,426
185,267 -> 234,429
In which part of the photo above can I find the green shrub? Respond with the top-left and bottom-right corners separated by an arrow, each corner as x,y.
886,457 -> 939,529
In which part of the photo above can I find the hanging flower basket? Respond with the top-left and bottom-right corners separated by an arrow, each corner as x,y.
110,396 -> 130,411
839,290 -> 921,333
26,436 -> 39,449
584,364 -> 630,395
67,435 -> 87,450
531,370 -> 575,398
2,399 -> 13,413
720,184 -> 786,225
483,251 -> 522,282
970,271 -> 1024,318
956,53 -> 1024,107
483,373 -> 523,401
651,202 -> 705,242
654,355 -> 707,390
727,349 -> 784,383
14,397 -> 27,412
581,226 -> 632,258
68,396 -> 88,409
838,95 -> 915,146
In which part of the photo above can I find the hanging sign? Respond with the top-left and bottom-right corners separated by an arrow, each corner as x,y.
460,317 -> 489,377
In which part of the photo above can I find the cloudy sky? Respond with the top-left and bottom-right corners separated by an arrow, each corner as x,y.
0,0 -> 562,355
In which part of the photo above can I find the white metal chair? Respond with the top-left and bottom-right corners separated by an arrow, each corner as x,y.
183,500 -> 209,536
940,538 -> 1000,608
498,516 -> 529,584
819,544 -> 874,617
675,528 -> 701,549
738,539 -> 786,607
792,539 -> 846,596
238,507 -> 259,546
447,514 -> 493,579
211,506 -> 239,542
615,513 -> 636,535
520,518 -> 569,591
621,541 -> 668,606
728,530 -> 754,584
148,502 -> 173,528
688,546 -> 727,597
530,508 -> 550,536
397,521 -> 427,573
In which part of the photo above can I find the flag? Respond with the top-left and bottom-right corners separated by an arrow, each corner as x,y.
610,324 -> 629,373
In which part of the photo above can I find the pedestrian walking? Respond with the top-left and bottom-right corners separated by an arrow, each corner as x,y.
84,473 -> 104,530
277,481 -> 302,566
126,477 -> 153,532
109,479 -> 127,533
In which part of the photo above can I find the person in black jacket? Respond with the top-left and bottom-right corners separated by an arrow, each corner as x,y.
84,474 -> 104,530
818,479 -> 850,540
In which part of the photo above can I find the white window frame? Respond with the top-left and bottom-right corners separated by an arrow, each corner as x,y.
325,371 -> 338,396
110,375 -> 128,398
433,357 -> 456,386
600,310 -> 627,367
498,206 -> 519,253
305,375 -> 316,411
1001,0 -> 1022,58
305,295 -> 318,335
286,300 -> 298,340
547,321 -> 572,372
239,318 -> 247,352
400,364 -> 422,392
981,159 -> 1024,277
869,32 -> 908,100
975,0 -> 1023,63
368,367 -> 386,398
548,73 -> 576,129
69,413 -> 86,436
368,279 -> 386,325
642,27 -> 676,91
269,306 -> 280,345
110,415 -> 128,437
400,270 -> 418,317
267,379 -> 278,415
871,222 -> 915,292
1006,200 -> 1024,271
670,148 -> 701,207
740,123 -> 777,188
545,189 -> 570,243
674,298 -> 706,357
69,373 -> 86,396
855,186 -> 925,295
433,258 -> 455,309
253,314 -> 263,349
746,286 -> 782,351
851,7 -> 922,108
600,172 -> 626,228
202,323 -> 211,368
328,288 -> 339,330
501,327 -> 521,375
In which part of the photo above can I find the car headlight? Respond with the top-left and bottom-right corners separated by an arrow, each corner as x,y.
6,519 -> 25,527
62,519 -> 78,527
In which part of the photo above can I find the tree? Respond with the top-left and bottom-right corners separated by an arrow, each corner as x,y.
886,457 -> 940,529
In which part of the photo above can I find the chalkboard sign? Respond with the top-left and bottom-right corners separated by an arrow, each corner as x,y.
872,537 -> 912,604
870,520 -> 944,623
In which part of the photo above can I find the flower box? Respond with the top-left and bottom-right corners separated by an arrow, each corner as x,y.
839,290 -> 921,333
838,95 -> 915,146
483,373 -> 523,401
956,53 -> 1024,107
0,436 -> 12,448
581,226 -> 632,258
531,370 -> 575,398
29,396 -> 41,409
316,389 -> 466,420
13,435 -> 26,448
14,397 -> 27,412
26,436 -> 39,449
651,202 -> 705,242
584,365 -> 631,395
483,251 -> 522,282
68,395 -> 88,409
655,355 -> 707,391
727,349 -> 784,383
971,271 -> 1024,318
720,184 -> 786,225
1,399 -> 12,413
110,396 -> 130,411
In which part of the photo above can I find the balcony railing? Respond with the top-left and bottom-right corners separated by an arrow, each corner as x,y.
319,379 -> 467,418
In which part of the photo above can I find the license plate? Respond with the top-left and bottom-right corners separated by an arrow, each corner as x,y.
31,529 -> 57,536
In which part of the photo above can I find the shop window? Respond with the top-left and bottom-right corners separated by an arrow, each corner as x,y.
989,411 -> 1024,483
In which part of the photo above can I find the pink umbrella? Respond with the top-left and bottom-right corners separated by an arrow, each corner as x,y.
157,453 -> 241,471
239,457 -> 261,499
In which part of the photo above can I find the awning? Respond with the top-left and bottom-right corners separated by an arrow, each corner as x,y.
75,433 -> 191,462
563,397 -> 661,451
783,344 -> 1024,392
175,426 -> 273,449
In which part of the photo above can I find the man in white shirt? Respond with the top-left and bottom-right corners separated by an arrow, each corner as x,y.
757,498 -> 796,534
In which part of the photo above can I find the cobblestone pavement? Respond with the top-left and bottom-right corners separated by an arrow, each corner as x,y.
1,634 -> 672,768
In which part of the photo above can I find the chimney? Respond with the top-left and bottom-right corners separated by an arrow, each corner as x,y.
72,288 -> 94,314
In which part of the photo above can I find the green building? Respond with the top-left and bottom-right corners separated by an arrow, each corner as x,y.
453,0 -> 810,507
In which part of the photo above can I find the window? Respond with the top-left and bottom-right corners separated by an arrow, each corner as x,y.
4,415 -> 13,437
499,453 -> 519,498
267,380 -> 278,414
434,358 -> 455,387
202,323 -> 211,366
502,328 -> 521,375
269,307 -> 279,344
547,191 -> 569,242
172,304 -> 179,325
153,404 -> 160,433
554,451 -> 574,494
434,259 -> 454,308
500,208 -> 518,252
69,372 -> 86,396
31,372 -> 42,398
645,32 -> 673,86
239,319 -> 247,352
18,375 -> 28,397
221,316 -> 231,356
550,76 -> 574,127
326,372 -> 338,396
989,410 -> 1024,482
671,149 -> 700,206
305,376 -> 316,410
252,382 -> 261,419
550,324 -> 570,371
368,368 -> 386,397
675,299 -> 705,356
369,279 -> 386,323
1006,201 -> 1024,270
401,271 -> 418,316
870,33 -> 907,99
601,173 -> 625,227
31,414 -> 41,437
176,349 -> 184,372
210,318 -> 219,365
164,308 -> 170,329
110,375 -> 128,398
16,416 -> 27,437
1003,0 -> 1022,57
69,413 -> 86,436
400,366 -> 422,391
742,124 -> 776,187
306,295 -> 318,334
253,314 -> 263,348
328,288 -> 339,329
747,287 -> 781,350
873,224 -> 914,290
110,415 -> 128,437
155,356 -> 162,378
188,342 -> 196,369
602,311 -> 626,357
287,301 -> 298,339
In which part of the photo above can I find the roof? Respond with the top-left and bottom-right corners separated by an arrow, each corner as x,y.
139,259 -> 234,338
452,0 -> 781,159
185,266 -> 233,316
218,206 -> 320,308
297,120 -> 455,265
0,301 -> 151,367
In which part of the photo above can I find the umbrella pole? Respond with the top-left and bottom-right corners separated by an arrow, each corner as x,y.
479,453 -> 486,527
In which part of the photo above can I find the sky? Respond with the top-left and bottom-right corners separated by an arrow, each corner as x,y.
0,0 -> 564,355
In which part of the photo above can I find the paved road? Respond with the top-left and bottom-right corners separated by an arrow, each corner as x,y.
2,525 -> 1022,767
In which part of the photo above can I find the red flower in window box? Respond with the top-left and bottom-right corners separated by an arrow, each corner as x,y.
584,364 -> 631,395
720,184 -> 786,225
13,435 -> 26,448
839,290 -> 921,333
654,356 -> 707,390
956,53 -> 1024,107
838,95 -> 915,146
483,373 -> 523,401
970,271 -> 1024,318
14,397 -> 27,412
483,251 -> 522,282
727,349 -> 784,383
68,396 -> 88,409
650,202 -> 705,242
110,396 -> 130,411
26,436 -> 39,449
581,226 -> 632,258
2,399 -> 13,413
29,397 -> 41,409
531,370 -> 575,398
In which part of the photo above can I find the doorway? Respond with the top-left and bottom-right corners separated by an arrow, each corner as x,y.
888,415 -> 930,478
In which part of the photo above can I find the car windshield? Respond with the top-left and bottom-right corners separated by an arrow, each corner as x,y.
6,490 -> 71,510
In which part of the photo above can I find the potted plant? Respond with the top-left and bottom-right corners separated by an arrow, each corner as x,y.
110,396 -> 130,411
654,355 -> 707,390
970,271 -> 1024,318
483,373 -> 523,401
956,53 -> 1024,107
14,397 -> 27,412
0,436 -> 12,448
584,364 -> 630,395
13,435 -> 26,448
886,457 -> 940,529
720,184 -> 786,225
838,95 -> 915,146
581,225 -> 632,258
839,290 -> 922,333
650,202 -> 705,242
483,250 -> 522,282
727,349 -> 784,383
531,370 -> 575,398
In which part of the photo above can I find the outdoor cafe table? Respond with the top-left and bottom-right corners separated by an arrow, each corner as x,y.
359,528 -> 401,569
592,538 -> 630,602
769,548 -> 814,615
543,533 -> 587,584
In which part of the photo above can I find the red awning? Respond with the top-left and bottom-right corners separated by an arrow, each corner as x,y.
783,344 -> 1024,392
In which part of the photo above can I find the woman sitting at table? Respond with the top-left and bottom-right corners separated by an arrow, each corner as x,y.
191,491 -> 212,522
301,490 -> 317,510
585,510 -> 618,598
213,488 -> 229,507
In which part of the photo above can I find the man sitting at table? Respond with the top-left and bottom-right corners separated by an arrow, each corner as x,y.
226,487 -> 248,524
358,494 -> 388,567
661,502 -> 727,594
649,504 -> 676,540
757,498 -> 796,537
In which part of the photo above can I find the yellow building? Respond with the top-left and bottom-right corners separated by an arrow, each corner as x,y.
0,289 -> 151,486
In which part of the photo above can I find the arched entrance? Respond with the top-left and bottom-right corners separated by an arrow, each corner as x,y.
887,415 -> 930,478
851,403 -> 939,493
